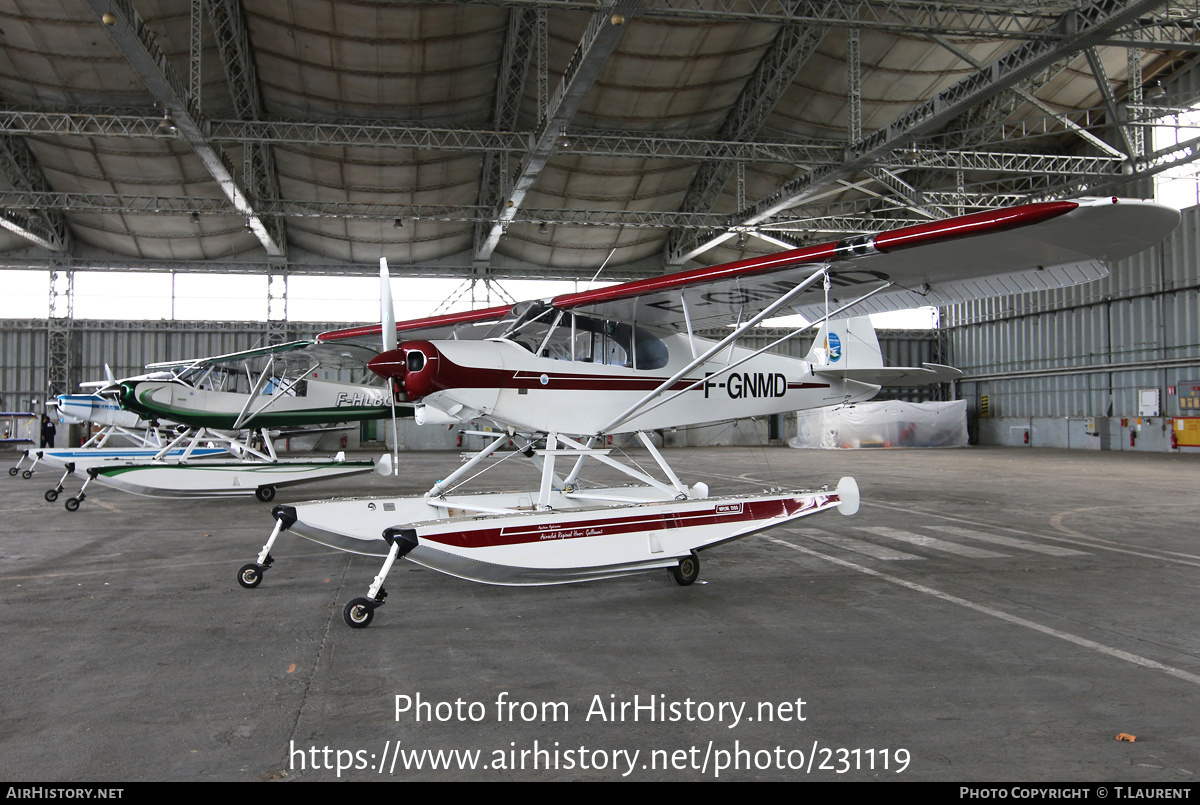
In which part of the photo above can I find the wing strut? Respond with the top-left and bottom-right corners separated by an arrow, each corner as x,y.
426,431 -> 511,499
598,265 -> 830,434
617,282 -> 894,426
232,358 -> 321,430
554,433 -> 688,500
680,294 -> 698,360
636,431 -> 689,498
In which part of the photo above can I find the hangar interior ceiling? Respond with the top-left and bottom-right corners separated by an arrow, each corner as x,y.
2,0 -> 1200,287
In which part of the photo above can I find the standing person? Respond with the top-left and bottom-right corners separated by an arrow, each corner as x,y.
40,414 -> 56,448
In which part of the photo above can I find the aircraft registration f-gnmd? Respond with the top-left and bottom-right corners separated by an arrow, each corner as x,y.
242,198 -> 1179,628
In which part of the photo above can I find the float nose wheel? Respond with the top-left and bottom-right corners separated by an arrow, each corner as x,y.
237,562 -> 268,588
239,514 -> 289,591
341,528 -> 415,629
237,553 -> 274,589
343,595 -> 384,629
65,469 -> 97,512
45,466 -> 74,503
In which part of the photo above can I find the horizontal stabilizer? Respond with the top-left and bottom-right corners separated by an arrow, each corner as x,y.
815,362 -> 962,386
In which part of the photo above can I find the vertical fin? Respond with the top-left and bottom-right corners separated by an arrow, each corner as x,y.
803,316 -> 883,370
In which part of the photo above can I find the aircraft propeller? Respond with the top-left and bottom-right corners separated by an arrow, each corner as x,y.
380,257 -> 399,475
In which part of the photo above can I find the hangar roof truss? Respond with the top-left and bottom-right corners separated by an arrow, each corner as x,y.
0,0 -> 1197,282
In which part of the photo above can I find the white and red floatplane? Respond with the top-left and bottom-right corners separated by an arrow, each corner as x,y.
236,198 -> 1180,628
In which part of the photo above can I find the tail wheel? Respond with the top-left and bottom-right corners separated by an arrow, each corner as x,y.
669,553 -> 700,586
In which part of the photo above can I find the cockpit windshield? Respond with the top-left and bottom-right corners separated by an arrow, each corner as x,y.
176,361 -> 309,397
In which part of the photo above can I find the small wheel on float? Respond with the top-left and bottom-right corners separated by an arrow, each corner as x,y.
255,485 -> 276,503
669,552 -> 700,586
237,564 -> 263,589
343,597 -> 376,628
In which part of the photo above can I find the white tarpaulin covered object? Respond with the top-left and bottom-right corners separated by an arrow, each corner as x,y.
789,400 -> 968,450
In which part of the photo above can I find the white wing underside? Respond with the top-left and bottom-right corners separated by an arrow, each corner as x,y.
318,198 -> 1179,347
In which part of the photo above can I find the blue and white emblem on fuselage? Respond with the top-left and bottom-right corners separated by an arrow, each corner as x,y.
826,332 -> 842,362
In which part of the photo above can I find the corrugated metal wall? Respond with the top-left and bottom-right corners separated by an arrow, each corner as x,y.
0,320 -> 354,412
0,321 -> 47,413
945,205 -> 1200,419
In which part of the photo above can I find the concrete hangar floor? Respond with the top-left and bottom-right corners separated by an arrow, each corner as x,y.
0,445 -> 1197,782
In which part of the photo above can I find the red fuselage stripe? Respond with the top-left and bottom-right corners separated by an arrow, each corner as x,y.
390,345 -> 831,397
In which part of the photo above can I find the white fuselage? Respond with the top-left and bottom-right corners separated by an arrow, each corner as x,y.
124,377 -> 393,429
412,333 -> 877,434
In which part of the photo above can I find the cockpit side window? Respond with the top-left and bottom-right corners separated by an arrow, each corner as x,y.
566,315 -> 667,370
498,309 -> 669,370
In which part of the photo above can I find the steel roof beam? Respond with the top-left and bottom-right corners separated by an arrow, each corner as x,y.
0,191 -> 743,230
665,1 -> 830,264
473,0 -> 639,262
84,0 -> 284,257
475,6 -> 541,262
0,109 -> 1136,175
203,0 -> 286,255
866,49 -> 1094,223
675,0 -> 1167,265
933,34 -> 1125,158
445,1 -> 1200,50
0,252 -> 671,282
25,183 -> 1194,230
1084,45 -> 1137,159
0,134 -> 68,251
0,108 -> 847,161
862,168 -> 948,220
